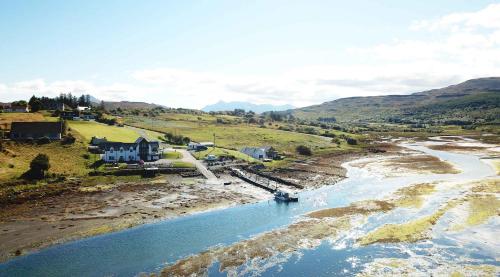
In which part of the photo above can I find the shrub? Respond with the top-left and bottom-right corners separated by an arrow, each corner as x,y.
29,154 -> 50,179
346,137 -> 358,145
62,133 -> 76,144
164,132 -> 190,145
296,145 -> 312,156
37,136 -> 51,144
331,138 -> 341,145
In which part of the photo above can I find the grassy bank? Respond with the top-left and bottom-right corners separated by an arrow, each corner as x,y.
124,114 -> 358,156
69,121 -> 141,142
0,140 -> 90,182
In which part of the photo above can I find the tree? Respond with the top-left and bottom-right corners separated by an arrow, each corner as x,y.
78,95 -> 86,106
31,99 -> 42,112
182,136 -> 191,145
29,154 -> 50,178
11,100 -> 27,106
28,95 -> 38,106
296,145 -> 312,156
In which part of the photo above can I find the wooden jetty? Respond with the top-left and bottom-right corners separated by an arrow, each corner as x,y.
229,167 -> 277,193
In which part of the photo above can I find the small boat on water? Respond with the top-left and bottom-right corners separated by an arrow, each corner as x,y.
274,190 -> 299,202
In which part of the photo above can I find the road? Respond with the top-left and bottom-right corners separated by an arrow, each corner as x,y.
123,124 -> 218,181
175,149 -> 218,181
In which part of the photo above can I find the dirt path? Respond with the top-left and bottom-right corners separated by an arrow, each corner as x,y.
177,149 -> 218,181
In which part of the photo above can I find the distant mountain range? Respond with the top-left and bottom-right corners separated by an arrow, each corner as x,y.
88,97 -> 164,111
202,101 -> 295,113
288,77 -> 500,124
102,101 -> 165,111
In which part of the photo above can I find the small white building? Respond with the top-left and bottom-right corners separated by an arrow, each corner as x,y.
188,141 -> 215,151
77,106 -> 90,111
240,146 -> 278,160
101,137 -> 160,162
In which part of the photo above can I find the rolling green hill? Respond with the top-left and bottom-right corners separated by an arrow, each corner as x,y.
289,77 -> 500,125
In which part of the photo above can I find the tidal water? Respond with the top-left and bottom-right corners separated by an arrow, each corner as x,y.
0,143 -> 496,276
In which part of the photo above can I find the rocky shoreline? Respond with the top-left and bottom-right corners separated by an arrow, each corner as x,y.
0,149 -> 369,263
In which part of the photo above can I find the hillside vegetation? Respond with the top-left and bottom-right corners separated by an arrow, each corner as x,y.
289,77 -> 500,126
124,113 -> 359,155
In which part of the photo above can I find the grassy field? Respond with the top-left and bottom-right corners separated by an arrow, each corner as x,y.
69,121 -> 144,143
125,115 -> 347,155
0,112 -> 49,131
0,139 -> 90,182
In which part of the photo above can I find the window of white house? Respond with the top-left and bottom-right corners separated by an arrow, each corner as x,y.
109,156 -> 114,160
130,148 -> 134,152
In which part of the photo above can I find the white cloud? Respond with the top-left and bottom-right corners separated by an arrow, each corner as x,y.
2,4 -> 500,109
1,78 -> 148,104
410,3 -> 500,31
126,3 -> 500,108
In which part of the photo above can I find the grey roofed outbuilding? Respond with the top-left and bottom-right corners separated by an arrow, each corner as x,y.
10,121 -> 63,139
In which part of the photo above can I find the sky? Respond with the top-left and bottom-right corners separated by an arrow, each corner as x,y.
1,0 -> 500,109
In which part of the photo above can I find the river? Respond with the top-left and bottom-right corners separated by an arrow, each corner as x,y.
0,142 -> 497,276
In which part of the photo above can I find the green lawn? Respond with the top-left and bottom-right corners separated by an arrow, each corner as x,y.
171,161 -> 195,168
69,121 -> 143,143
163,151 -> 183,159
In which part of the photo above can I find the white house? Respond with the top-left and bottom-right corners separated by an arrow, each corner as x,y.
101,137 -> 160,162
188,141 -> 215,151
240,146 -> 278,160
77,106 -> 90,111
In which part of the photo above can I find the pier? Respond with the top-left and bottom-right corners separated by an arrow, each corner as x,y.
229,167 -> 278,193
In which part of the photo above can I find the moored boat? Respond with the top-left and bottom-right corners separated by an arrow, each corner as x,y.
274,190 -> 298,202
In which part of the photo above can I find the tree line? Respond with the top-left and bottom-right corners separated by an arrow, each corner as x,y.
28,93 -> 93,112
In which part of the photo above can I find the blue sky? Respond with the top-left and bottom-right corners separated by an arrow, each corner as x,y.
1,0 -> 500,108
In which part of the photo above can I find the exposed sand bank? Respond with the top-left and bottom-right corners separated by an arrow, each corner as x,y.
0,174 -> 271,262
159,162 -> 499,276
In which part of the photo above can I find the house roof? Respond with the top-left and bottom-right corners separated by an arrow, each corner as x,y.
1,103 -> 27,109
90,136 -> 108,145
241,146 -> 273,151
100,142 -> 137,151
100,137 -> 159,151
241,147 -> 266,154
11,121 -> 63,134
10,105 -> 28,109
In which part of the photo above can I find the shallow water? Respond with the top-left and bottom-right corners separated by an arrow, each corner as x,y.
0,142 -> 497,276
